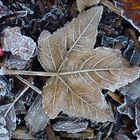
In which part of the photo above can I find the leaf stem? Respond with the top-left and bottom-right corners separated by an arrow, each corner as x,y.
4,86 -> 30,118
0,67 -> 57,76
0,67 -> 138,77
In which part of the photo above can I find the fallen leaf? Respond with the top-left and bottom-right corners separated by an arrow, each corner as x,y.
116,133 -> 131,140
25,95 -> 49,133
117,97 -> 135,119
77,0 -> 100,12
4,55 -> 28,70
38,6 -> 140,122
0,126 -> 9,140
58,128 -> 95,139
2,27 -> 37,61
52,117 -> 88,133
0,76 -> 11,97
12,128 -> 34,140
119,77 -> 140,100
118,97 -> 140,139
114,0 -> 140,32
0,103 -> 16,140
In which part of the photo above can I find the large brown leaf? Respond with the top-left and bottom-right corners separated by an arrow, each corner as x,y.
38,6 -> 140,122
76,0 -> 100,12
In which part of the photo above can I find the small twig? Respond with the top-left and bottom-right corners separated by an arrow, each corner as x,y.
15,75 -> 42,94
0,66 -> 57,77
4,86 -> 30,118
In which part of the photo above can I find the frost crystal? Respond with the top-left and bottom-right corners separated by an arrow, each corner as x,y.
3,27 -> 36,61
4,55 -> 28,70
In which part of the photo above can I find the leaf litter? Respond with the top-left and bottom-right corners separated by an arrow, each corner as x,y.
0,0 -> 140,139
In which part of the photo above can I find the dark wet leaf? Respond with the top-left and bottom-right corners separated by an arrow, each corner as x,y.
119,77 -> 140,99
0,2 -> 12,18
101,36 -> 129,46
25,95 -> 49,133
116,133 -> 131,140
0,103 -> 16,140
14,2 -> 34,15
117,97 -> 136,119
52,117 -> 88,133
0,76 -> 11,97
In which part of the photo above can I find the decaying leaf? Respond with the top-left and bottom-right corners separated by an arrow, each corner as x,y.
77,0 -> 100,12
117,97 -> 140,139
0,1 -> 12,18
119,77 -> 140,99
117,97 -> 135,119
2,27 -> 36,61
0,76 -> 11,97
114,0 -> 140,32
58,128 -> 95,139
38,6 -> 140,122
0,103 -> 16,140
52,117 -> 88,133
4,55 -> 28,70
25,95 -> 49,133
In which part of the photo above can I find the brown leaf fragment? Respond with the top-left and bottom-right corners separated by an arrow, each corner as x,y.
59,128 -> 95,139
12,129 -> 34,140
107,91 -> 123,104
77,0 -> 100,12
38,6 -> 140,122
25,95 -> 49,133
114,0 -> 140,32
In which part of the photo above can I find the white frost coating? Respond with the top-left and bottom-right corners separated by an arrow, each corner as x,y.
0,126 -> 9,140
2,27 -> 36,61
